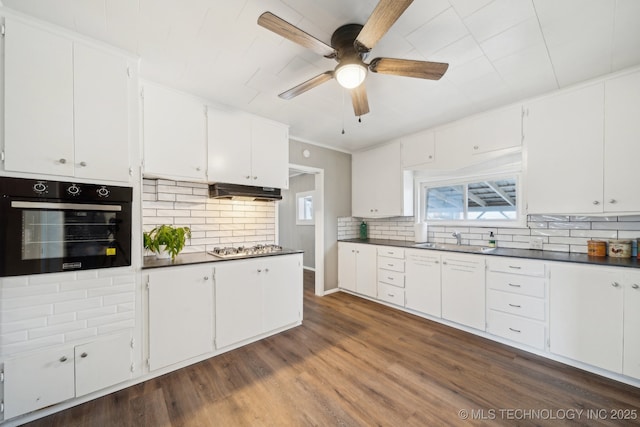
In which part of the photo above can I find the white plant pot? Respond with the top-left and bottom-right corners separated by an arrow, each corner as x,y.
155,245 -> 171,259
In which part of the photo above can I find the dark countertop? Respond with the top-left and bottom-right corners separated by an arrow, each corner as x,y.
143,249 -> 304,269
339,238 -> 640,269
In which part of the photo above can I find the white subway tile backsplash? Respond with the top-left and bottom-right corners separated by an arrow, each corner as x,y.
338,214 -> 640,254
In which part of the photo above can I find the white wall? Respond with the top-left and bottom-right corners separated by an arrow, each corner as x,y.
279,173 -> 316,268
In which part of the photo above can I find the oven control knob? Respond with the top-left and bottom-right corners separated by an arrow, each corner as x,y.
97,186 -> 110,198
67,184 -> 81,196
33,182 -> 48,195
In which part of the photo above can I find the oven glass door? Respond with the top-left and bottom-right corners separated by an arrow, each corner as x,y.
2,200 -> 131,276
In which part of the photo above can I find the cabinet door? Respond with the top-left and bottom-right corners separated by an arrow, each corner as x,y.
215,259 -> 263,348
148,266 -> 214,370
401,132 -> 435,168
405,249 -> 441,317
469,105 -> 522,155
604,71 -> 640,213
73,44 -> 130,182
356,244 -> 378,298
549,264 -> 623,373
525,84 -> 604,214
441,254 -> 486,330
251,117 -> 289,189
142,84 -> 207,180
263,254 -> 303,332
75,332 -> 132,396
338,243 -> 357,292
624,271 -> 640,379
4,346 -> 75,419
207,107 -> 252,184
4,19 -> 74,176
351,148 -> 377,217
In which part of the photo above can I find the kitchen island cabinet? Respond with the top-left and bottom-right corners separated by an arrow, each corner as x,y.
147,265 -> 214,371
214,254 -> 302,349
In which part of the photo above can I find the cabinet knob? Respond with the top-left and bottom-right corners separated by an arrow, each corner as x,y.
79,161 -> 87,167
204,276 -> 209,281
442,261 -> 447,265
257,269 -> 262,273
59,158 -> 67,164
80,352 -> 88,358
253,176 -> 257,180
632,284 -> 639,289
612,282 -> 620,287
246,175 -> 251,179
473,145 -> 479,150
435,260 -> 439,264
609,199 -> 616,204
196,167 -> 201,171
59,356 -> 68,362
428,155 -> 433,159
265,268 -> 269,273
593,200 -> 600,205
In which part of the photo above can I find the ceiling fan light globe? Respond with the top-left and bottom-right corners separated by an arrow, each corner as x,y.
335,63 -> 367,89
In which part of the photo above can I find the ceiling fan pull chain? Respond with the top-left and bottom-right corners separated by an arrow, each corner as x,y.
341,89 -> 346,135
358,116 -> 362,123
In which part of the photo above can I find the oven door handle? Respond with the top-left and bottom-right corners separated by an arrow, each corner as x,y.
11,201 -> 122,212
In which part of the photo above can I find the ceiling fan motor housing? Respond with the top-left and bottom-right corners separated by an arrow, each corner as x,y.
330,24 -> 367,62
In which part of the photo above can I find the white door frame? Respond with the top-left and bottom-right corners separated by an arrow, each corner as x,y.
287,163 -> 325,296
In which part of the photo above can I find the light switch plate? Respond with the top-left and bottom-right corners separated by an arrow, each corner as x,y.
530,237 -> 544,250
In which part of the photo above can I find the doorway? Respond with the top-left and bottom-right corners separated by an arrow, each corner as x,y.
278,164 -> 325,296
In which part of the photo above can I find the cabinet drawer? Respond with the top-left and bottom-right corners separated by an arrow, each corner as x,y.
377,247 -> 404,259
487,289 -> 546,321
487,310 -> 546,350
378,282 -> 405,306
487,272 -> 546,298
378,256 -> 405,273
487,257 -> 545,277
378,269 -> 405,288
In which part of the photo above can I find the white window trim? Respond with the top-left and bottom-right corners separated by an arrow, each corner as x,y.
417,172 -> 526,228
295,190 -> 315,226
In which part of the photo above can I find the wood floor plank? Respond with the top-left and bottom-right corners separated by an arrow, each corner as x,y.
21,271 -> 640,426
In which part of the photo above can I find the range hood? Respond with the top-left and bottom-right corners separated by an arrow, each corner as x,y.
208,183 -> 282,201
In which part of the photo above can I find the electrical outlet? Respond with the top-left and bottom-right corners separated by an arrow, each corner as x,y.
530,237 -> 544,250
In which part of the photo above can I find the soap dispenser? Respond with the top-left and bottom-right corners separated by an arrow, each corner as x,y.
488,232 -> 496,248
359,221 -> 368,240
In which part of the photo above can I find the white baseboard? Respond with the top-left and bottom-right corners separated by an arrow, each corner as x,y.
303,266 -> 315,272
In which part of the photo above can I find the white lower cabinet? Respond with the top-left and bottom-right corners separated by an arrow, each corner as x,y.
3,331 -> 132,420
549,263 -> 624,373
377,247 -> 405,306
624,270 -> 640,379
405,249 -> 441,317
486,257 -> 547,350
338,242 -> 377,297
441,254 -> 486,330
215,254 -> 302,349
147,265 -> 214,371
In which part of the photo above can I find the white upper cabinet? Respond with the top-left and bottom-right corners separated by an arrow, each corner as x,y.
352,142 -> 413,218
4,19 -> 74,176
73,44 -> 130,182
208,107 -> 289,189
524,83 -> 605,214
142,83 -> 207,181
603,71 -> 640,213
401,131 -> 435,168
3,19 -> 132,182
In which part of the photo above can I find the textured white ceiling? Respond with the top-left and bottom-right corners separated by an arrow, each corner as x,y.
2,0 -> 640,152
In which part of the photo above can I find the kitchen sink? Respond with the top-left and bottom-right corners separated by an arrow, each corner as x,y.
412,242 -> 496,253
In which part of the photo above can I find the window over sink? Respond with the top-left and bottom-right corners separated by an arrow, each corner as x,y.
419,175 -> 521,225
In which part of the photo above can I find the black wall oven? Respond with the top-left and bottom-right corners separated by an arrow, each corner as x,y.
0,177 -> 132,277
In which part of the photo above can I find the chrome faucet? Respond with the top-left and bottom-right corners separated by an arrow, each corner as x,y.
452,231 -> 462,245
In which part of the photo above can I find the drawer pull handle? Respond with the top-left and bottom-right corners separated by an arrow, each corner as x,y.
632,284 -> 639,289
388,264 -> 393,267
388,277 -> 394,280
387,293 -> 395,297
388,252 -> 394,255
508,266 -> 521,269
508,283 -> 521,288
508,303 -> 521,308
509,327 -> 521,333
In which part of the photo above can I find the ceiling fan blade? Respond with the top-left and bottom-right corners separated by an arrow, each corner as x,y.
369,58 -> 449,80
278,71 -> 334,100
258,12 -> 336,58
350,83 -> 370,116
355,0 -> 413,52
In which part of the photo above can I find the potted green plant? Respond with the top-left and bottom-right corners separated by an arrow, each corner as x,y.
143,225 -> 191,260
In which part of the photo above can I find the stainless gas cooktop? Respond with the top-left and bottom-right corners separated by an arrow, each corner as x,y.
208,244 -> 284,259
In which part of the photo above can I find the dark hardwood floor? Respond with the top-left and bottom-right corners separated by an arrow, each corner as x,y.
24,271 -> 640,426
